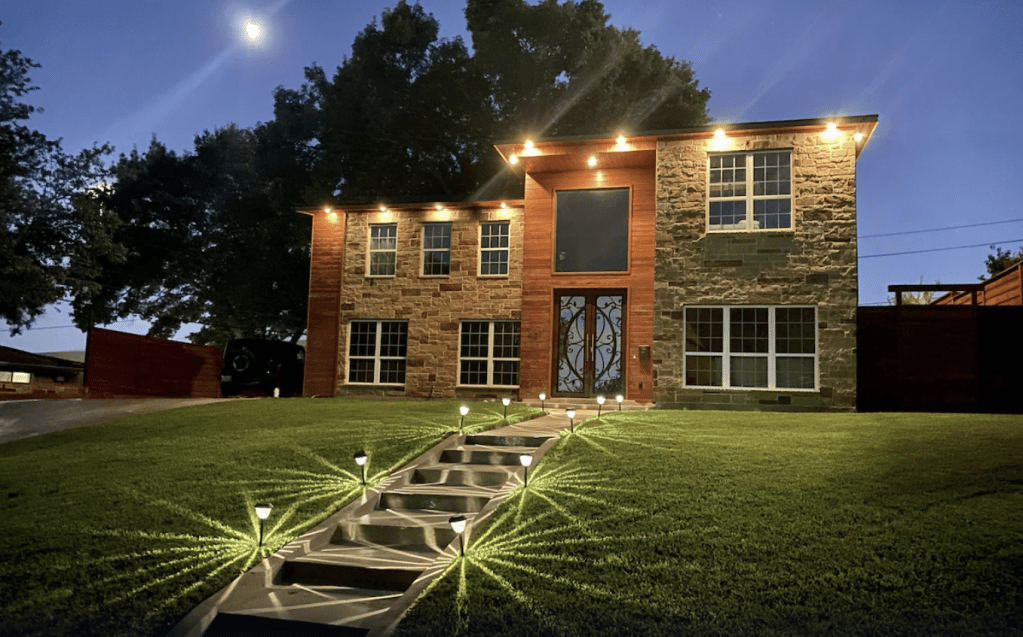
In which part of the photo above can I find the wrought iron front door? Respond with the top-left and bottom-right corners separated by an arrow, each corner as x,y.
554,291 -> 625,397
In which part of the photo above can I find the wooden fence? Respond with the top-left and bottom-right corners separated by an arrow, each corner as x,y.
857,306 -> 1023,413
85,328 -> 223,398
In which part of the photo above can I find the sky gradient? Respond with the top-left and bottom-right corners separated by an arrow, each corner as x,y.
3,0 -> 1022,352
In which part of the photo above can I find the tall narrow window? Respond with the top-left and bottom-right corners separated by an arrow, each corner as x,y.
368,225 -> 397,276
479,222 -> 510,276
422,223 -> 451,276
709,151 -> 791,231
459,321 -> 521,387
555,188 -> 629,272
348,320 -> 408,385
684,306 -> 816,390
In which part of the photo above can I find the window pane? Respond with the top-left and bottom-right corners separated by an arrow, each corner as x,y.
423,223 -> 451,250
777,357 -> 815,389
492,322 -> 521,358
370,251 -> 396,276
460,321 -> 489,358
379,359 -> 406,384
709,201 -> 746,228
493,360 -> 520,386
730,356 -> 768,388
685,307 -> 723,353
349,322 -> 376,357
555,188 -> 629,272
423,251 -> 450,275
776,307 -> 816,354
730,308 -> 769,353
370,225 -> 396,250
379,322 -> 407,357
348,359 -> 375,383
754,199 -> 791,230
460,360 -> 487,385
685,355 -> 722,386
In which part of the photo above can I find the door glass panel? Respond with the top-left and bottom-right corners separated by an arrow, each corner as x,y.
593,295 -> 624,394
557,295 -> 587,393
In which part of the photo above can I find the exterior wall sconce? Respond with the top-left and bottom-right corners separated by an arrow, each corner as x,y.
449,514 -> 467,556
539,393 -> 546,412
354,450 -> 368,485
566,408 -> 576,433
616,394 -> 624,411
459,405 -> 469,431
254,502 -> 273,549
519,453 -> 533,487
502,397 -> 511,419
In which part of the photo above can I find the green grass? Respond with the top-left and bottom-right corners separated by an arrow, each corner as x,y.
393,412 -> 1023,637
0,397 -> 539,637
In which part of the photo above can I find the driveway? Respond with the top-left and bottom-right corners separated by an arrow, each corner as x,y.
0,398 -> 234,444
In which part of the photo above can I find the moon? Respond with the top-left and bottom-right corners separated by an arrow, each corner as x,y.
245,20 -> 262,41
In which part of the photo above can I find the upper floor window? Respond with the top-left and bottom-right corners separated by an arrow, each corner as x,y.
708,151 -> 791,231
422,222 -> 451,276
368,224 -> 397,276
480,222 -> 510,276
555,188 -> 629,272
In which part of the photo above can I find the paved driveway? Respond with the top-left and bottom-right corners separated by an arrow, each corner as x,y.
0,398 -> 234,444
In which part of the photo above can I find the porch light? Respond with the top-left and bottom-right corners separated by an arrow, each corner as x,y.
587,156 -> 597,167
519,453 -> 533,487
254,502 -> 273,549
854,132 -> 864,142
596,395 -> 605,417
567,408 -> 576,433
616,394 -> 624,411
524,140 -> 534,153
379,205 -> 387,212
502,397 -> 511,419
616,135 -> 627,148
435,204 -> 443,210
459,405 -> 469,431
324,206 -> 332,213
539,393 -> 546,412
354,450 -> 368,485
823,122 -> 840,141
449,514 -> 467,556
710,128 -> 731,151
509,154 -> 519,165
500,202 -> 508,209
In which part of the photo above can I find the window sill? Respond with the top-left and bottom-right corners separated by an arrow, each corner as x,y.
456,384 -> 521,389
684,385 -> 818,393
706,228 -> 794,234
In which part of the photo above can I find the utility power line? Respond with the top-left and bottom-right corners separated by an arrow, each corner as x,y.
860,218 -> 1023,239
859,238 -> 1023,259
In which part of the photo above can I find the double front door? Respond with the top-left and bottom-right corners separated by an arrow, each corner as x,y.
554,290 -> 625,397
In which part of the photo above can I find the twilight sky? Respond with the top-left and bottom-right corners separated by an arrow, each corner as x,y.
3,0 -> 1022,353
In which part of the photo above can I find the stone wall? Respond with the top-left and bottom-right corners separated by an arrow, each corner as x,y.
654,128 -> 859,411
335,206 -> 523,399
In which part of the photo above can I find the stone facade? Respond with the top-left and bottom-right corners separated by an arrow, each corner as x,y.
334,205 -> 523,399
653,127 -> 861,411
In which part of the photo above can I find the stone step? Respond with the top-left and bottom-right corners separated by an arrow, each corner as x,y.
282,541 -> 443,590
463,433 -> 551,448
410,467 -> 509,488
438,447 -> 532,466
378,489 -> 491,513
332,509 -> 466,548
207,585 -> 401,636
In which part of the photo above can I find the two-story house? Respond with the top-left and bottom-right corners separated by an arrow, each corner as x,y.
301,115 -> 877,411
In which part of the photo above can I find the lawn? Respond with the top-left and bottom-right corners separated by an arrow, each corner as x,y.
0,397 -> 538,637
393,411 -> 1023,637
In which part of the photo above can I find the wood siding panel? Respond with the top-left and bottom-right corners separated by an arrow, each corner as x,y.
519,167 -> 656,402
303,212 -> 345,396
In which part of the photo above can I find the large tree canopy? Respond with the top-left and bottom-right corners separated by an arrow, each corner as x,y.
0,36 -> 116,333
70,0 -> 710,344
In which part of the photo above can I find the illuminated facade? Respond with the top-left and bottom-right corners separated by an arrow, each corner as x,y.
302,115 -> 878,411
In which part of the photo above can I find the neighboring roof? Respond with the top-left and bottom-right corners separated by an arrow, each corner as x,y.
41,350 -> 87,364
0,346 -> 85,373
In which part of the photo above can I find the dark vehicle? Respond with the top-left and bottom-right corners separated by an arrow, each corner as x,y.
220,339 -> 305,397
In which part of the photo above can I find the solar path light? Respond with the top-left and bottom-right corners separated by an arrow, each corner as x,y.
502,397 -> 511,419
519,453 -> 533,487
254,502 -> 273,549
597,395 -> 605,417
449,514 -> 467,556
566,408 -> 576,433
354,450 -> 368,485
616,394 -> 624,411
539,393 -> 546,412
459,405 -> 469,431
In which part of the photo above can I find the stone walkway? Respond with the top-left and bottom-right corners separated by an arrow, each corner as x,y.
168,402 -> 649,637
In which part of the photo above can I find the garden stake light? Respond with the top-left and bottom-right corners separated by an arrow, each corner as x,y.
616,394 -> 624,411
502,397 -> 511,418
459,405 -> 469,431
597,395 -> 605,417
519,453 -> 533,487
539,393 -> 546,412
449,514 -> 467,556
567,408 -> 576,433
254,502 -> 273,549
354,450 -> 368,485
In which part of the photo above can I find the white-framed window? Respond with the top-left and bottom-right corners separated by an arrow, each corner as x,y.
422,222 -> 451,276
459,321 -> 521,387
684,306 -> 816,390
708,150 -> 792,231
479,222 -> 510,276
347,320 -> 408,385
368,224 -> 397,276
0,371 -> 31,383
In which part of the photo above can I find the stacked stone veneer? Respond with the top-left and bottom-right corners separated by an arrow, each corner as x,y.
335,207 -> 523,399
654,129 -> 859,411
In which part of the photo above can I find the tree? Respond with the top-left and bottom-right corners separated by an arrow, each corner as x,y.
1,35 -> 117,333
982,245 -> 1023,279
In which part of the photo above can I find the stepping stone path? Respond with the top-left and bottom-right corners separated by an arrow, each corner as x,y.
169,411 -> 582,637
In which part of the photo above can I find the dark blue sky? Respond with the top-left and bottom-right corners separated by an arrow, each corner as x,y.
3,0 -> 1022,352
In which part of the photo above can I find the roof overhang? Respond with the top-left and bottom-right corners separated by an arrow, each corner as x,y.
297,198 -> 525,217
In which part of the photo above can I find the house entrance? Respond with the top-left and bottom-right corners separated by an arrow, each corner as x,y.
554,291 -> 626,397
